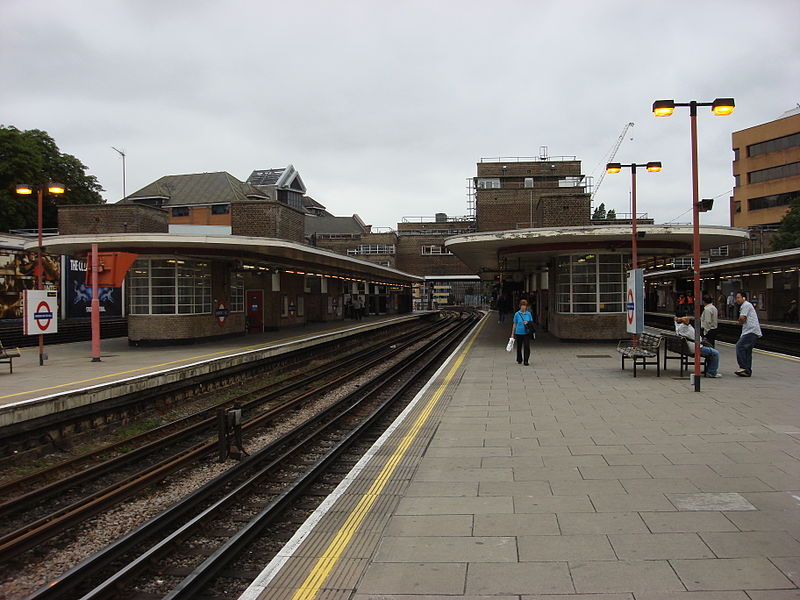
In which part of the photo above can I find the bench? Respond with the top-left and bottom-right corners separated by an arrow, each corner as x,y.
617,332 -> 662,377
0,341 -> 21,374
663,333 -> 707,377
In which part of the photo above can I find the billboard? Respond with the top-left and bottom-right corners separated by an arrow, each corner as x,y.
65,256 -> 123,318
0,249 -> 60,319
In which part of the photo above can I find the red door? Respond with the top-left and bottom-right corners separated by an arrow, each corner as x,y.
246,290 -> 263,333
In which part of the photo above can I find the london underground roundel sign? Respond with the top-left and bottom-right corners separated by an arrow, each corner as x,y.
24,290 -> 59,335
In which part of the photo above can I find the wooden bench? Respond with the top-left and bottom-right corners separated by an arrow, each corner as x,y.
617,332 -> 662,377
663,333 -> 707,377
0,341 -> 21,374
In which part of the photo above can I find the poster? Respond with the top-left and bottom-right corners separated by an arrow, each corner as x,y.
65,255 -> 123,318
0,249 -> 60,319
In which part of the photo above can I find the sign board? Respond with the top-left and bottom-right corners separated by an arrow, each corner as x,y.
24,290 -> 59,335
626,269 -> 644,335
66,256 -> 123,318
215,301 -> 229,326
83,252 -> 139,288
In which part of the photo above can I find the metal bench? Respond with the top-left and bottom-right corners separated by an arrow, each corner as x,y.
617,332 -> 662,377
0,341 -> 21,374
663,333 -> 706,376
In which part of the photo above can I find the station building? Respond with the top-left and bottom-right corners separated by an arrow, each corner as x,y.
445,156 -> 750,340
29,170 -> 419,345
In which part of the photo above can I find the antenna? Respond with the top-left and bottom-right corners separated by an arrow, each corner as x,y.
111,146 -> 126,200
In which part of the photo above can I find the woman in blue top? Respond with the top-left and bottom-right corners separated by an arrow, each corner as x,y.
510,298 -> 533,365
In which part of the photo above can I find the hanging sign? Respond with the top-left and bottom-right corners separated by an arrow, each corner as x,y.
24,290 -> 59,335
215,301 -> 229,326
626,269 -> 644,335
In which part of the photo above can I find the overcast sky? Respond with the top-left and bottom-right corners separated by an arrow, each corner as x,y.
2,0 -> 798,229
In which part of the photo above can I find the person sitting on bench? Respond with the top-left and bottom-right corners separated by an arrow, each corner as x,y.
674,316 -> 721,378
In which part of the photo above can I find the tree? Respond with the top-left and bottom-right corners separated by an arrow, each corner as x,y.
771,197 -> 800,251
592,202 -> 607,220
607,209 -> 617,219
0,125 -> 104,232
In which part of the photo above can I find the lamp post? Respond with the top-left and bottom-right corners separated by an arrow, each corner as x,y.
652,97 -> 735,392
15,182 -> 66,366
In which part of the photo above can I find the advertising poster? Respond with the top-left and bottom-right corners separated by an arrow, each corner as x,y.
65,255 -> 123,318
0,249 -> 60,319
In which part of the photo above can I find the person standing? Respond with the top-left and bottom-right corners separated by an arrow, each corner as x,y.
497,294 -> 508,324
510,298 -> 533,366
735,291 -> 762,377
674,316 -> 722,378
701,295 -> 719,347
726,291 -> 736,319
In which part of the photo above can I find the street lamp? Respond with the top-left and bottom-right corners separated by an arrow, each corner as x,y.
605,161 -> 662,271
15,182 -> 66,366
606,161 -> 661,347
652,97 -> 734,392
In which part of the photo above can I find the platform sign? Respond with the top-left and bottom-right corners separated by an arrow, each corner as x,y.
23,290 -> 59,335
215,301 -> 229,326
626,269 -> 644,335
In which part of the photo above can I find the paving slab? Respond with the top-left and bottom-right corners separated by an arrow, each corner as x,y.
608,532 -> 716,559
570,559 -> 686,593
466,562 -> 574,595
671,557 -> 795,590
699,531 -> 800,558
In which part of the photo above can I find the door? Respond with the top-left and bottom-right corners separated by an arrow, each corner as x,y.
246,290 -> 264,333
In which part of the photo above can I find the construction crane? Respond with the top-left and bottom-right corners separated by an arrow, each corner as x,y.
590,122 -> 634,203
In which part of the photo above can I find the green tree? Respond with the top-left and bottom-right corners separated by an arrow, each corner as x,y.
592,202 -> 606,220
0,125 -> 104,232
771,197 -> 800,251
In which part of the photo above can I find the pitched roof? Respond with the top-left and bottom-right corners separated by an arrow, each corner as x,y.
124,172 -> 268,206
305,215 -> 370,235
247,164 -> 307,194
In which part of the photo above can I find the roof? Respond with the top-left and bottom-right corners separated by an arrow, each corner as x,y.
305,215 -> 370,235
445,224 -> 751,276
124,172 -> 267,206
246,164 -> 307,194
644,247 -> 800,279
30,234 -> 422,284
0,233 -> 28,251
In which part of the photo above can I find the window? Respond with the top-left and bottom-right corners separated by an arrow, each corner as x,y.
171,207 -> 189,217
297,295 -> 305,317
128,258 -> 211,315
710,246 -> 729,257
347,244 -> 395,255
211,204 -> 230,215
748,161 -> 800,184
477,178 -> 501,189
748,191 -> 799,211
733,147 -> 740,161
556,254 -> 627,314
734,174 -> 741,188
673,257 -> 711,268
231,272 -> 244,311
747,132 -> 800,157
282,295 -> 288,317
420,245 -> 453,255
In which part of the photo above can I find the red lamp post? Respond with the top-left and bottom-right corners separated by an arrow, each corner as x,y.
15,183 -> 65,366
652,98 -> 735,392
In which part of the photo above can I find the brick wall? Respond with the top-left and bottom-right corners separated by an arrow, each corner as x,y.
231,201 -> 305,242
538,193 -> 591,227
548,312 -> 626,341
128,313 -> 245,343
476,189 -> 591,231
58,204 -> 168,235
395,234 -> 472,276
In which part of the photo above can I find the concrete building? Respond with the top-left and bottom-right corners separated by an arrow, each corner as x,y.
731,107 -> 800,236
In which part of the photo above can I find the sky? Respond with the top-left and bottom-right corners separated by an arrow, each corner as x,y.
2,0 -> 798,229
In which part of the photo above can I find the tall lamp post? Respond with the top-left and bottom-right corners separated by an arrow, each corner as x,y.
606,161 -> 661,346
15,182 -> 66,366
652,97 -> 735,392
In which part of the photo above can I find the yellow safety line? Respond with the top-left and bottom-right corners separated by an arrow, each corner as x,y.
754,348 -> 800,362
0,321 -> 394,401
289,317 -> 487,600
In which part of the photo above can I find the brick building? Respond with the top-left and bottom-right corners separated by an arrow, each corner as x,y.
474,156 -> 590,231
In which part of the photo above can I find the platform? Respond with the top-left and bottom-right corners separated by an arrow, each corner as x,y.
0,313 -> 429,427
241,313 -> 800,599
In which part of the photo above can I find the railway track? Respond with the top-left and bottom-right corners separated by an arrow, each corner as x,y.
0,317 -> 453,564
22,312 -> 479,599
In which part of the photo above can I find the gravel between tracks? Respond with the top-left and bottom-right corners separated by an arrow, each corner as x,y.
0,343 -> 421,599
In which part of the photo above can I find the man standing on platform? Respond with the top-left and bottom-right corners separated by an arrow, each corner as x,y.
727,291 -> 736,319
734,291 -> 762,377
701,295 -> 719,347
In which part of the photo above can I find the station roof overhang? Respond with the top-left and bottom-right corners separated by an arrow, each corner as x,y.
644,247 -> 800,280
30,233 -> 422,284
444,225 -> 751,278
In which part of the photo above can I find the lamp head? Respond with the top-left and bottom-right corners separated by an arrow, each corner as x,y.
652,99 -> 675,117
646,161 -> 662,172
711,98 -> 735,116
698,198 -> 714,212
48,183 -> 66,195
15,184 -> 33,195
606,162 -> 622,174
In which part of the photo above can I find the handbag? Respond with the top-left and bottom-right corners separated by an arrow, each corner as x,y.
505,337 -> 515,352
525,321 -> 536,338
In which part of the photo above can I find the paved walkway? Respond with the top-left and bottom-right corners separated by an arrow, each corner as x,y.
245,314 -> 800,600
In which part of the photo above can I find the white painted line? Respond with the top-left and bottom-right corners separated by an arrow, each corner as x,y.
237,314 -> 486,600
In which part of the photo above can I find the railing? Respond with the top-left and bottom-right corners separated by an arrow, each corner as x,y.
8,228 -> 60,237
480,156 -> 577,163
401,215 -> 473,223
